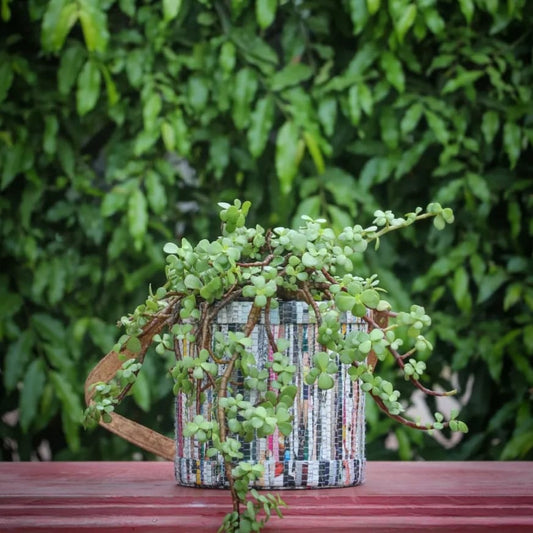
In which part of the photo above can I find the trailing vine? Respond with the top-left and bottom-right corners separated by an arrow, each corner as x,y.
85,199 -> 468,532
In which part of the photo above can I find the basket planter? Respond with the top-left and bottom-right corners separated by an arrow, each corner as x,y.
84,199 -> 467,532
174,300 -> 366,489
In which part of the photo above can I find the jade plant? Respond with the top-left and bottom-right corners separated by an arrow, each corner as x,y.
84,199 -> 468,533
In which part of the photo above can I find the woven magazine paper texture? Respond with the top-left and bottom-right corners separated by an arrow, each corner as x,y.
175,301 -> 366,489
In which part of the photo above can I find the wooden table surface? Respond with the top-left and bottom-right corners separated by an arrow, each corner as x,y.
0,461 -> 532,531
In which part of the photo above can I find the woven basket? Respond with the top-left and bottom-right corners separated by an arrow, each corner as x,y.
174,300 -> 366,489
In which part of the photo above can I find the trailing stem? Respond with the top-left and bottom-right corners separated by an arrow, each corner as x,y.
217,303 -> 262,515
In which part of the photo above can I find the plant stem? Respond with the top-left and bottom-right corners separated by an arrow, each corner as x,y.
217,304 -> 262,515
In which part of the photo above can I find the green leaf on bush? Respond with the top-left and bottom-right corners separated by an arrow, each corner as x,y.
78,1 -> 109,53
481,110 -> 499,144
380,52 -> 405,93
276,120 -> 300,194
41,0 -> 78,52
4,331 -> 34,391
503,122 -> 521,169
395,4 -> 417,43
248,95 -> 274,158
128,189 -> 148,250
162,0 -> 182,21
19,359 -> 47,433
270,63 -> 313,92
76,60 -> 101,116
256,0 -> 277,30
0,59 -> 14,103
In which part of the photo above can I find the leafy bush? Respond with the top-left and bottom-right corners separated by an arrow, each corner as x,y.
1,0 -> 531,461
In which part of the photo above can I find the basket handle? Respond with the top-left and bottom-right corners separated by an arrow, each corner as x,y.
84,314 -> 175,461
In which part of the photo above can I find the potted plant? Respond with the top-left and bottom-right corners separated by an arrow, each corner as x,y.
84,199 -> 468,532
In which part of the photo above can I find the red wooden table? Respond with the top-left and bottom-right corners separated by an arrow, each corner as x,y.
0,461 -> 532,531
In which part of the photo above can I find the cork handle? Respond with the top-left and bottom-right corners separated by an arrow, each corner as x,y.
84,313 -> 175,461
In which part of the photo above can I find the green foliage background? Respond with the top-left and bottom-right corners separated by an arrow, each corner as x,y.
1,0 -> 532,462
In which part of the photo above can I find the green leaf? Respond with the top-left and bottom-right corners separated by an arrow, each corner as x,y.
76,59 -> 101,116
118,0 -> 135,16
143,92 -> 162,131
4,331 -> 34,391
270,63 -> 313,92
256,0 -> 277,30
78,0 -> 109,53
501,430 -> 533,460
219,41 -> 236,73
188,75 -> 209,112
61,408 -> 81,452
126,336 -> 142,353
366,0 -> 380,15
125,49 -> 145,87
458,0 -> 474,24
360,289 -> 380,309
348,85 -> 361,125
48,256 -> 67,304
318,373 -> 334,390
278,421 -> 292,436
128,189 -> 148,250
162,0 -> 182,21
318,97 -> 337,137
380,52 -> 405,93
170,110 -> 191,156
19,359 -> 47,433
41,0 -> 78,52
303,131 -> 325,174
380,108 -> 399,149
400,102 -> 424,135
425,110 -> 449,144
477,269 -> 508,304
101,187 -> 128,217
247,95 -> 275,158
1,143 -> 23,190
43,115 -> 59,156
161,121 -> 175,152
184,274 -> 203,290
335,292 -> 357,312
441,69 -> 483,95
132,370 -> 151,411
423,8 -> 445,34
276,120 -> 300,194
523,325 -> 533,353
395,4 -> 417,43
348,0 -> 369,35
301,252 -> 318,268
50,371 -> 83,424
503,122 -> 521,169
481,111 -> 500,144
0,60 -> 14,103
209,136 -> 230,178
358,83 -> 373,115
163,242 -> 180,254
32,313 -> 66,344
145,171 -> 167,215
100,64 -> 119,107
451,266 -> 472,312
58,44 -> 85,95
233,68 -> 258,129
466,173 -> 491,203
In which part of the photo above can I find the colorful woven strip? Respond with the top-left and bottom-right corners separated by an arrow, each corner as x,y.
175,301 -> 366,489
